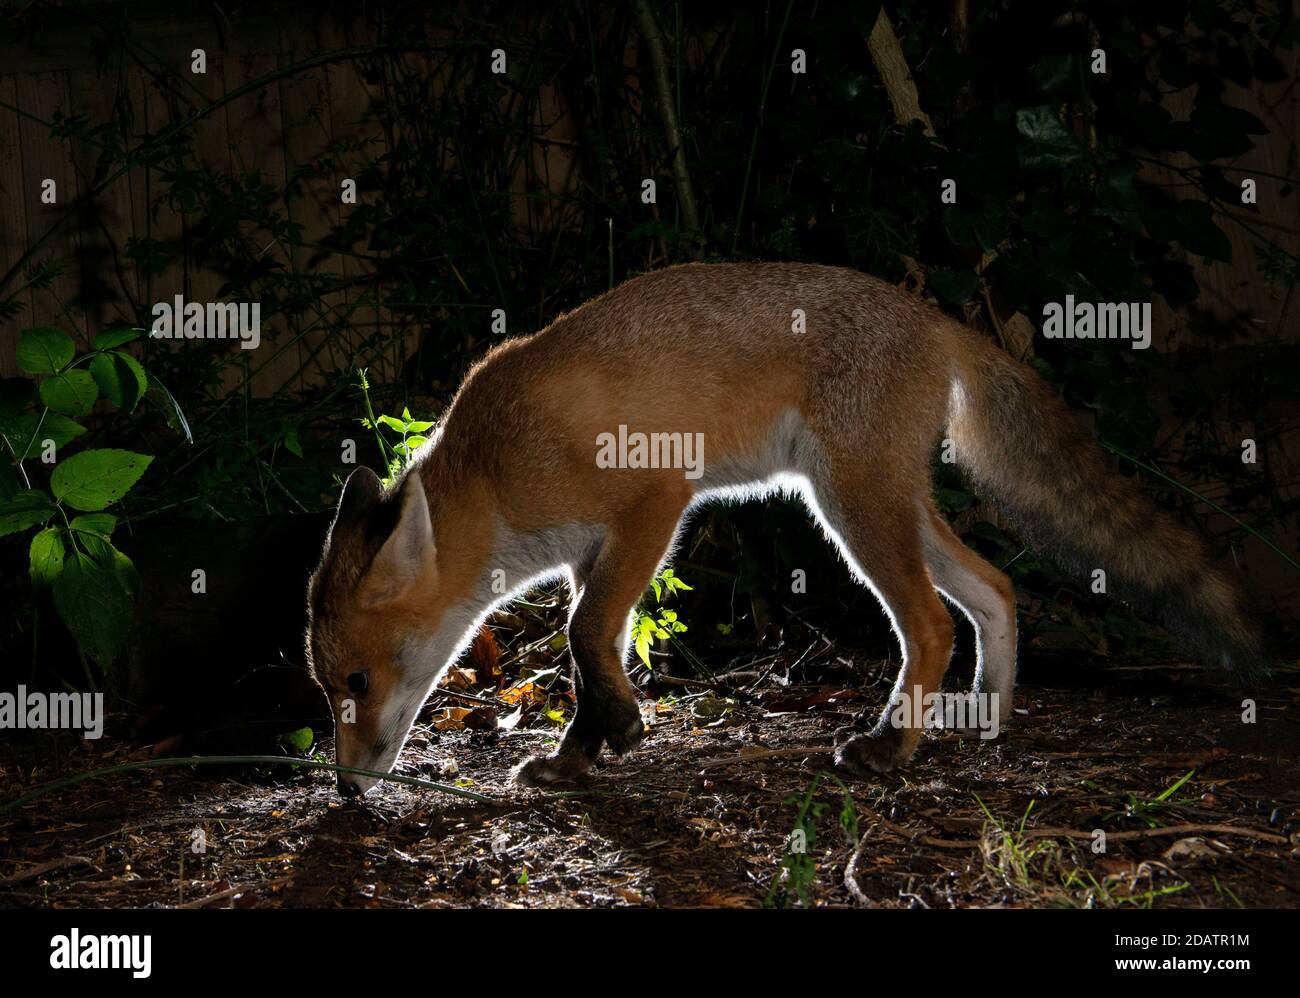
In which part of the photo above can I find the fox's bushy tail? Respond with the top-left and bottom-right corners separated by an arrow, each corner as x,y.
948,326 -> 1266,682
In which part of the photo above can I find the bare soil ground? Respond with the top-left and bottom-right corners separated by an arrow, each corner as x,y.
2,659 -> 1298,909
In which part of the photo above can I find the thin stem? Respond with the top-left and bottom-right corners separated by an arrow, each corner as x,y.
0,754 -> 499,816
1101,440 -> 1300,576
731,0 -> 795,255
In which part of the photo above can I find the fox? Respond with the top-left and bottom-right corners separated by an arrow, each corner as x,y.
306,262 -> 1265,797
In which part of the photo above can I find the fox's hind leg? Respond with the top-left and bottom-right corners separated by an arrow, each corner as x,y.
920,505 -> 1016,729
514,488 -> 688,787
810,470 -> 957,774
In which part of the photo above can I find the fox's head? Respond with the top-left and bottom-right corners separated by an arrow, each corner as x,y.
306,466 -> 444,798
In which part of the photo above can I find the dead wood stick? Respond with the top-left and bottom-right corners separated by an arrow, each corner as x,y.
0,855 -> 96,886
864,810 -> 979,850
844,832 -> 872,906
649,674 -> 718,688
697,745 -> 833,769
859,816 -> 1286,851
174,876 -> 293,909
633,0 -> 704,256
1018,823 -> 1289,845
865,9 -> 936,137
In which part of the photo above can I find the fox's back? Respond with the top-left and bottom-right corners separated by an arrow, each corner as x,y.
432,263 -> 955,525
466,262 -> 947,416
545,262 -> 930,362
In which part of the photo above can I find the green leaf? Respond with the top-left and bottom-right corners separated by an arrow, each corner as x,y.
0,490 -> 56,536
282,425 -> 303,458
1174,200 -> 1232,263
17,327 -> 75,374
1190,104 -> 1267,140
51,449 -> 154,511
1030,53 -> 1077,95
403,420 -> 435,433
1094,161 -> 1142,230
633,613 -> 655,669
145,374 -> 192,444
93,327 -> 144,350
29,527 -> 66,589
277,726 -> 314,753
377,414 -> 406,432
0,411 -> 86,458
1015,105 -> 1086,170
52,549 -> 133,665
40,369 -> 98,417
929,268 -> 981,306
76,533 -> 140,598
662,570 -> 693,593
70,512 -> 116,538
90,351 -> 148,412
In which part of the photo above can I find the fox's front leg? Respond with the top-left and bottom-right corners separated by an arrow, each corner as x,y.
515,492 -> 687,787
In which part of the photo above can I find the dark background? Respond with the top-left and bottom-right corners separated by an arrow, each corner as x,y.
0,0 -> 1296,746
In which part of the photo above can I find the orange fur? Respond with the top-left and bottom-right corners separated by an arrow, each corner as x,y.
306,262 -> 1263,795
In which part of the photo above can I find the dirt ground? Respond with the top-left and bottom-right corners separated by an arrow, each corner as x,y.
2,654 -> 1298,909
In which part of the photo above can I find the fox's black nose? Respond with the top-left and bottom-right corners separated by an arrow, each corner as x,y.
338,777 -> 361,798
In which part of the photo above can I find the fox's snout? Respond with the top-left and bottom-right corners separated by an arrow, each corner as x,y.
337,775 -> 363,798
333,726 -> 389,799
334,758 -> 384,799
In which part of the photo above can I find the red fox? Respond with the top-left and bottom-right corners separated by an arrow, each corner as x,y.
306,262 -> 1264,797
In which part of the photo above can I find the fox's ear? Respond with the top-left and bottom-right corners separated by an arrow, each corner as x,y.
358,472 -> 436,607
331,466 -> 383,535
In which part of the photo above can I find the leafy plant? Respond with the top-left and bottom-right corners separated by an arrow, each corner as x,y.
632,568 -> 693,669
0,0 -> 1293,692
1104,770 -> 1197,828
977,795 -> 1189,907
765,771 -> 859,908
356,368 -> 437,486
0,326 -> 168,679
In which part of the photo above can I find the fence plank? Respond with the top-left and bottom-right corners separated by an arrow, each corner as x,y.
0,76 -> 33,375
15,71 -> 84,346
227,51 -> 298,397
279,18 -> 350,391
68,65 -> 139,336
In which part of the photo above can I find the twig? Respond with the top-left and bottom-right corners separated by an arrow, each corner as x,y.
0,755 -> 500,816
82,814 -> 253,845
648,673 -> 717,688
1019,823 -> 1289,845
633,0 -> 703,257
862,808 -> 978,849
844,832 -> 872,906
697,745 -> 833,770
731,0 -> 796,253
173,876 -> 293,909
0,855 -> 96,886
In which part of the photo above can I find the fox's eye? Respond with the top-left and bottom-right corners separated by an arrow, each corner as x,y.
346,672 -> 369,695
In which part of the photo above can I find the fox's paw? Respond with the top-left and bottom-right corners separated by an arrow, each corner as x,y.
833,727 -> 915,776
601,699 -> 646,755
938,689 -> 1010,739
513,748 -> 597,788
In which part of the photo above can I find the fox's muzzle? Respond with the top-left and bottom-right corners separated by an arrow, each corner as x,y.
337,775 -> 363,798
